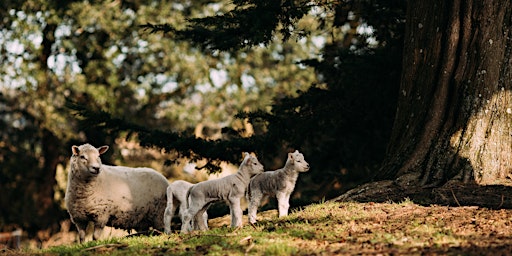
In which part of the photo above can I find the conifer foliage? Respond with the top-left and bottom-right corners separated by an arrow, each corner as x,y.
79,0 -> 406,198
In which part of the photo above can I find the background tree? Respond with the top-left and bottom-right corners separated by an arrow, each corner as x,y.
0,0 -> 327,240
0,0 -> 72,240
90,0 -> 405,202
337,0 -> 512,207
115,0 -> 512,207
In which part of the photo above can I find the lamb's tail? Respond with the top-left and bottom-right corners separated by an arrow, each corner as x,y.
185,186 -> 192,209
246,178 -> 252,202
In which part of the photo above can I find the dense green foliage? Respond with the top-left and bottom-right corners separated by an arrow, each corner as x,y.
0,0 -> 405,239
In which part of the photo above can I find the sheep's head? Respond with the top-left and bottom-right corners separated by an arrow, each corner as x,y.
287,150 -> 310,172
71,144 -> 109,176
241,152 -> 264,176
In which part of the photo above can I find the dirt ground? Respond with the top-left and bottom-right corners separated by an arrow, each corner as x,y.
3,201 -> 512,255
209,202 -> 512,255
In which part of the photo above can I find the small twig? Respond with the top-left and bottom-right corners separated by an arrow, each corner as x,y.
245,242 -> 255,255
239,235 -> 253,255
450,188 -> 461,207
497,194 -> 504,209
82,243 -> 127,251
239,235 -> 252,244
181,233 -> 240,241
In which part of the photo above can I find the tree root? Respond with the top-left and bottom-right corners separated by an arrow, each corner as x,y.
332,179 -> 512,209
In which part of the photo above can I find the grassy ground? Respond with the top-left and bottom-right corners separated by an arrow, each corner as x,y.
8,200 -> 512,255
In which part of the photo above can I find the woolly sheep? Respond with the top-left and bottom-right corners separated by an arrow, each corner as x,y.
65,144 -> 169,242
181,153 -> 264,233
247,150 -> 310,224
163,180 -> 208,234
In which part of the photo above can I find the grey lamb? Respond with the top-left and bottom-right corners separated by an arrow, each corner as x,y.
180,153 -> 264,233
163,180 -> 208,234
247,150 -> 310,224
65,144 -> 169,242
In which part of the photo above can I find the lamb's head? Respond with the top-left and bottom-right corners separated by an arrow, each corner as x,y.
240,152 -> 264,176
286,150 -> 310,172
71,144 -> 109,176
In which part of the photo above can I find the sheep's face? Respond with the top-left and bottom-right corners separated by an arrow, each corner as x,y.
288,150 -> 310,172
241,152 -> 265,176
71,144 -> 109,176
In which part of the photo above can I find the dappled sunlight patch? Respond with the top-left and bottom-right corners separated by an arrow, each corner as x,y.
39,201 -> 512,255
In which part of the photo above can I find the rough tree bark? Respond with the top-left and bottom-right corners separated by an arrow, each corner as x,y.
336,0 -> 512,207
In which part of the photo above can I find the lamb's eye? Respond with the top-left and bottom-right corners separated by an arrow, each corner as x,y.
80,155 -> 87,160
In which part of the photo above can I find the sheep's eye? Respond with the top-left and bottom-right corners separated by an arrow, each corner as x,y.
80,155 -> 86,160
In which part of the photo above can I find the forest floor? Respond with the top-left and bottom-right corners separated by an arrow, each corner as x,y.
4,200 -> 512,255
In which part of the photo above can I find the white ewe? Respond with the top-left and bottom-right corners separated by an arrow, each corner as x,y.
65,144 -> 169,242
163,180 -> 208,234
181,153 -> 264,233
247,150 -> 310,224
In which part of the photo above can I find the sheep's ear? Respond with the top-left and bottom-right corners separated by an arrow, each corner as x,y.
288,152 -> 294,160
72,145 -> 80,156
98,146 -> 109,155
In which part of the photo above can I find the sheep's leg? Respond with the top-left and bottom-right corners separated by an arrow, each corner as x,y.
78,229 -> 86,243
276,191 -> 291,217
248,191 -> 264,224
228,197 -> 243,228
92,223 -> 104,240
75,222 -> 88,243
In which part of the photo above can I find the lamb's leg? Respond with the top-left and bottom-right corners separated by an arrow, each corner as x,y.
164,204 -> 174,234
201,211 -> 209,229
194,207 -> 209,230
180,210 -> 194,234
229,197 -> 243,228
276,191 -> 291,217
181,200 -> 203,233
248,191 -> 264,224
164,187 -> 174,234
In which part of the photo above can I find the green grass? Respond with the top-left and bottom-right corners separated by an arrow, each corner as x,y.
19,200 -> 512,255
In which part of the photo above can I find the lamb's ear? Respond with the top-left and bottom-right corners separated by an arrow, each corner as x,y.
288,152 -> 294,160
72,145 -> 80,156
98,146 -> 109,155
242,152 -> 251,163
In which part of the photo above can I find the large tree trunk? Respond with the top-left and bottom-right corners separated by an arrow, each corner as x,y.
337,0 -> 512,205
